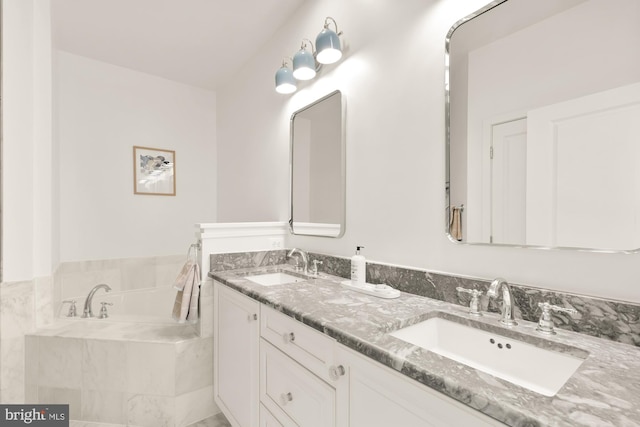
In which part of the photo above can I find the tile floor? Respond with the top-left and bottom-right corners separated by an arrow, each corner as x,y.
68,412 -> 231,427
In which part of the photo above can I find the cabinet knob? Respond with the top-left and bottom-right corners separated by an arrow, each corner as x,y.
329,365 -> 346,381
283,332 -> 295,343
247,313 -> 258,322
279,392 -> 293,406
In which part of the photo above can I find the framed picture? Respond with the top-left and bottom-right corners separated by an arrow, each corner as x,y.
133,146 -> 176,196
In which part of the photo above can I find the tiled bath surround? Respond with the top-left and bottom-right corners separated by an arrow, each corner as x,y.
54,255 -> 186,310
25,324 -> 213,426
0,254 -> 199,408
210,250 -> 640,346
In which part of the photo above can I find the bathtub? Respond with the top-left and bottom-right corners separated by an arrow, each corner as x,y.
27,285 -> 214,426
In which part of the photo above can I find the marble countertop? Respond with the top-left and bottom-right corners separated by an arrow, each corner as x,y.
210,265 -> 640,427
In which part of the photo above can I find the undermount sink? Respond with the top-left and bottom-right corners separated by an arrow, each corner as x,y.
389,313 -> 587,396
244,272 -> 306,286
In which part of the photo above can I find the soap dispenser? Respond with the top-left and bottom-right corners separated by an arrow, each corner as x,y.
351,246 -> 366,286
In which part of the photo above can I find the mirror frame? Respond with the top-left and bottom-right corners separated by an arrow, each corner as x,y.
289,90 -> 346,238
444,0 -> 640,254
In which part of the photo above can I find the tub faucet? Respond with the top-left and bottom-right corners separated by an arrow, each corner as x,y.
287,248 -> 309,274
486,278 -> 518,327
82,284 -> 112,318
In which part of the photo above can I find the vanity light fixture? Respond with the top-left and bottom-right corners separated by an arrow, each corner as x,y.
275,58 -> 297,94
292,39 -> 317,81
316,17 -> 342,64
274,17 -> 344,94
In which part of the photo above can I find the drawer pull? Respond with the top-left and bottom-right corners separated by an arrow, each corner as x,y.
279,392 -> 293,405
283,332 -> 296,343
247,313 -> 258,322
329,365 -> 346,381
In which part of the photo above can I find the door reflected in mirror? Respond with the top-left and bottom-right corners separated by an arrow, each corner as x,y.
446,0 -> 640,251
290,90 -> 345,237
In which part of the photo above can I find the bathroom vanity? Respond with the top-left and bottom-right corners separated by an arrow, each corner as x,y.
210,265 -> 640,427
213,276 -> 501,427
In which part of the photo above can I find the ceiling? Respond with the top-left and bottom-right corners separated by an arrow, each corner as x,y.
51,0 -> 306,91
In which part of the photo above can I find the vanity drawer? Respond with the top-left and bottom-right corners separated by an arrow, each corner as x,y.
260,305 -> 335,381
260,339 -> 336,427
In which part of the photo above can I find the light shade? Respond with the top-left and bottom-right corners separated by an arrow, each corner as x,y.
293,47 -> 316,80
316,27 -> 342,64
275,64 -> 297,94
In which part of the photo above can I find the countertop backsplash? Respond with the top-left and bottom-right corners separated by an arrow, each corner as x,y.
209,250 -> 640,347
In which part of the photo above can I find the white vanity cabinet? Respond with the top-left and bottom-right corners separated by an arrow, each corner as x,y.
213,282 -> 260,427
215,282 -> 504,427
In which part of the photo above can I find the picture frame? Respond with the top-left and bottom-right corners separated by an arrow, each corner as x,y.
133,146 -> 176,196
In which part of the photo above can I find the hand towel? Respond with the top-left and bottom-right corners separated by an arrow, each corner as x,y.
450,206 -> 463,241
173,260 -> 196,291
172,262 -> 201,323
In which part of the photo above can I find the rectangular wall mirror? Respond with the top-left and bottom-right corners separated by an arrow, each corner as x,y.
446,0 -> 640,252
290,90 -> 345,237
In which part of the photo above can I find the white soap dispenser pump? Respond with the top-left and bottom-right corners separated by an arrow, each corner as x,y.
351,246 -> 366,286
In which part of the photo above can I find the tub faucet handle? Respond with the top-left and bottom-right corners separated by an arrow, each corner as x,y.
99,302 -> 114,319
536,302 -> 577,335
456,287 -> 483,316
61,300 -> 77,317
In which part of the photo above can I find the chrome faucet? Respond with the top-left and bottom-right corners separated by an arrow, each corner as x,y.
486,278 -> 518,327
82,284 -> 112,318
287,248 -> 309,274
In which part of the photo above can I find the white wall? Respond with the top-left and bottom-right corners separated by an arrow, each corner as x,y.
56,52 -> 217,261
216,0 -> 640,304
2,0 -> 54,282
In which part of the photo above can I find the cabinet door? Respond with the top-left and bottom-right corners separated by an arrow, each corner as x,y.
214,282 -> 260,427
337,345 -> 505,427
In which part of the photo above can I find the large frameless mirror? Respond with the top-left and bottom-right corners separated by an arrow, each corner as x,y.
290,90 -> 345,237
446,0 -> 640,252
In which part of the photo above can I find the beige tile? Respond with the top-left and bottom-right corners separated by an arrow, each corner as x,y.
121,258 -> 156,291
126,342 -> 175,396
0,337 -> 26,403
127,394 -> 175,427
25,335 -> 39,392
61,269 -> 121,300
82,339 -> 127,392
38,336 -> 83,389
38,386 -> 82,420
175,337 -> 213,394
58,258 -> 121,274
35,276 -> 55,328
81,388 -> 126,424
0,281 -> 35,339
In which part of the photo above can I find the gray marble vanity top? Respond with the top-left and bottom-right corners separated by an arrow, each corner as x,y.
210,265 -> 640,427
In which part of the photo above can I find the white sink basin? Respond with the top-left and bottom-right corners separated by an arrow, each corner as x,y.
244,272 -> 306,286
389,314 -> 586,396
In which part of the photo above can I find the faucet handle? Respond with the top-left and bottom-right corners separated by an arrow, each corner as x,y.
536,302 -> 577,335
311,260 -> 323,276
61,300 -> 77,317
456,287 -> 483,316
99,302 -> 114,319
